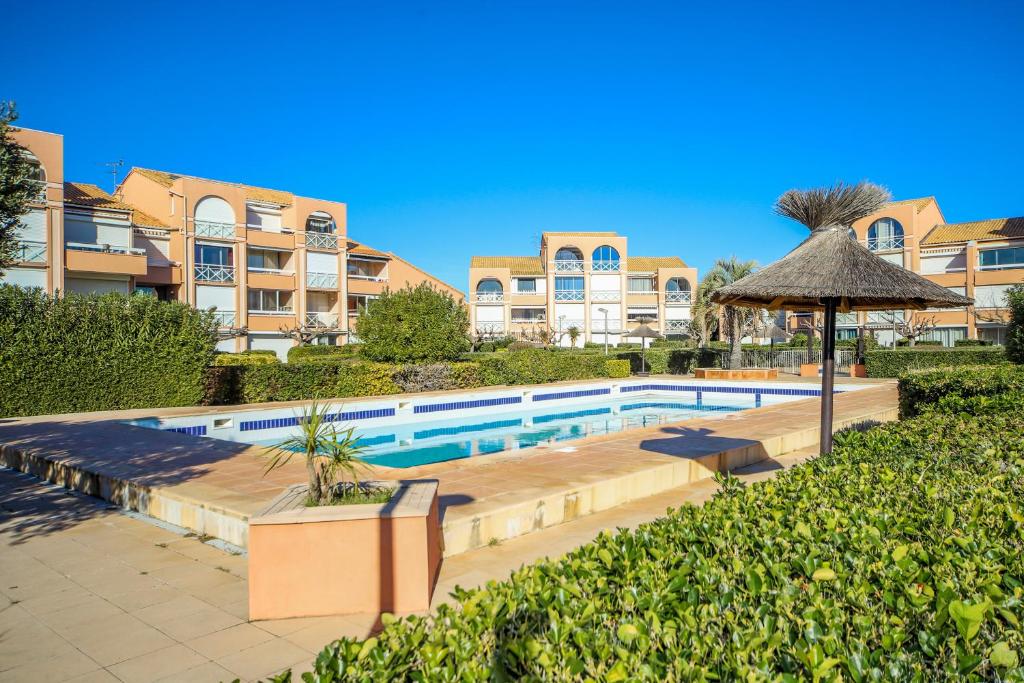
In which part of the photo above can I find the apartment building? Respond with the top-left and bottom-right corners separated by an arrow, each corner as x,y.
470,232 -> 696,347
3,127 -> 463,359
788,197 -> 1024,346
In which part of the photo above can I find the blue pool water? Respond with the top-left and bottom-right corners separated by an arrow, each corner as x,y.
255,397 -> 745,469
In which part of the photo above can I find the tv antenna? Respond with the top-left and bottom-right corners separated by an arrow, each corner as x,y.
100,160 -> 124,191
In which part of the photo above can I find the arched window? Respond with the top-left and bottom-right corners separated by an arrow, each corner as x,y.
592,245 -> 620,271
193,196 -> 236,238
867,218 -> 904,251
306,211 -> 335,234
476,279 -> 504,301
665,277 -> 691,303
553,246 -> 584,271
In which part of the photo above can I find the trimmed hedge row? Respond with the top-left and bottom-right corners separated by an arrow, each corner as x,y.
897,365 -> 1024,418
212,350 -> 279,366
286,392 -> 1024,679
205,350 -> 639,404
615,348 -> 721,374
865,347 -> 1007,378
0,286 -> 217,417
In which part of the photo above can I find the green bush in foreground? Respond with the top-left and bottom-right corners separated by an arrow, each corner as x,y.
0,286 -> 217,417
865,347 -> 1007,378
1008,285 -> 1024,364
897,365 -> 1024,418
287,407 -> 1024,681
213,350 -> 280,366
287,344 -> 359,363
356,283 -> 470,363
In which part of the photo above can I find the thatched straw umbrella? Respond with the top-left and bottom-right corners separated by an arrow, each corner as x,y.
711,182 -> 972,453
626,317 -> 662,375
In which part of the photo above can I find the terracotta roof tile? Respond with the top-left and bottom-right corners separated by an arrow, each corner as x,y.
64,182 -> 171,229
347,240 -> 390,258
130,167 -> 295,206
922,217 -> 1024,245
542,231 -> 618,238
628,256 -> 688,271
470,256 -> 545,275
884,196 -> 936,214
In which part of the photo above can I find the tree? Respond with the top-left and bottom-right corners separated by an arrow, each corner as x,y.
701,256 -> 760,368
566,325 -> 580,350
896,312 -> 938,346
688,274 -> 719,347
0,102 -> 35,274
1005,284 -> 1024,363
356,282 -> 470,362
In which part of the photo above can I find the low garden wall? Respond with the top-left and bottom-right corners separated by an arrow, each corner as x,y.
277,365 -> 1024,679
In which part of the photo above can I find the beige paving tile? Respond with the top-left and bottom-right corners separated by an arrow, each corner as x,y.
185,623 -> 275,660
64,669 -> 121,683
283,616 -> 376,652
107,644 -> 208,683
61,612 -> 177,667
152,604 -> 244,641
215,640 -> 313,681
153,661 -> 237,683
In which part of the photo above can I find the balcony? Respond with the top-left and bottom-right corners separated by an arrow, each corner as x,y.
475,322 -> 505,335
867,236 -> 904,252
16,240 -> 47,264
663,319 -> 689,333
305,232 -> 338,250
665,291 -> 692,304
590,318 -> 623,332
306,271 -> 339,289
591,260 -> 620,272
555,318 -> 585,331
590,289 -> 620,302
305,312 -> 339,328
553,259 -> 584,272
194,220 -> 235,240
210,311 -> 236,328
65,242 -> 148,276
554,290 -> 584,302
194,263 -> 236,283
475,292 -> 504,303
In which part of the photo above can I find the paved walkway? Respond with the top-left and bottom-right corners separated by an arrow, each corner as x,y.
1,439 -> 828,682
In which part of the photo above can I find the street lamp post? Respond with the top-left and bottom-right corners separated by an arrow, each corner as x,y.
597,307 -> 609,354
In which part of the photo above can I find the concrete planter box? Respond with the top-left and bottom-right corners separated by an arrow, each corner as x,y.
694,368 -> 778,380
248,480 -> 442,621
799,363 -> 820,377
849,364 -> 867,378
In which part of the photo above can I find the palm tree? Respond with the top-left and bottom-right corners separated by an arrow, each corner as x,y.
265,400 -> 368,505
567,325 -> 580,350
701,257 -> 759,368
320,426 -> 371,498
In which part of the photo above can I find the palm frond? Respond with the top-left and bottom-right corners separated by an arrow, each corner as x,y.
774,181 -> 892,230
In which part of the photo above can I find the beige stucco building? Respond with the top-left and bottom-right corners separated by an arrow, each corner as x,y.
469,231 -> 697,347
788,197 -> 1023,346
3,127 -> 463,359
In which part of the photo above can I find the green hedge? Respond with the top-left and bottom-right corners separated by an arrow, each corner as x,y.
1008,285 -> 1024,364
286,344 -> 359,363
0,286 -> 217,417
475,349 -> 620,386
285,405 -> 1024,679
865,347 -> 1007,378
897,365 -> 1024,418
615,348 -> 721,374
212,350 -> 280,366
604,359 -> 630,378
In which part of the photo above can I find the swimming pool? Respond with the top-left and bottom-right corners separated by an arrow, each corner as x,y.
130,380 -> 861,469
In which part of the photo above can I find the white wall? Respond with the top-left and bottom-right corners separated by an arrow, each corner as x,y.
65,214 -> 131,248
307,251 -> 338,274
247,334 -> 294,361
65,277 -> 129,295
474,305 -> 504,322
920,251 -> 966,274
590,273 -> 620,291
194,196 -> 235,224
136,233 -> 171,264
878,252 -> 905,268
246,204 -> 282,232
664,306 -> 691,320
196,285 -> 236,311
1,267 -> 46,289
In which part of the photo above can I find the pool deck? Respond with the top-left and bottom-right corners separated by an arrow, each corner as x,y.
0,376 -> 896,555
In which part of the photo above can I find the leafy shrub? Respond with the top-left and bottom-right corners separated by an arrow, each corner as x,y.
0,286 -> 217,417
897,339 -> 942,347
954,339 -> 991,347
1007,284 -> 1024,363
897,364 -> 1024,418
225,361 -> 401,404
604,359 -> 630,378
213,350 -> 280,366
287,344 -> 357,363
392,363 -> 461,393
929,391 -> 1024,417
865,347 -> 1007,378
476,349 -> 618,386
507,341 -> 537,351
357,283 -> 470,362
284,409 -> 1024,680
615,348 -> 720,374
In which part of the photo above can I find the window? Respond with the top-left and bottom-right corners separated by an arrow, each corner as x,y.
665,277 -> 691,302
979,246 -> 1024,270
348,294 -> 377,313
511,307 -> 545,322
627,306 -> 658,322
628,277 -> 654,293
867,218 -> 904,251
978,325 -> 1007,345
195,243 -> 232,265
592,245 -> 620,270
919,326 -> 967,347
247,289 -> 293,313
514,278 -> 536,293
306,212 -> 335,234
554,276 -> 584,301
476,279 -> 504,296
554,247 -> 583,261
247,249 -> 284,271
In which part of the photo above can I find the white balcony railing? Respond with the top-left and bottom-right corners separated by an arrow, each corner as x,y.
475,322 -> 505,334
305,232 -> 338,250
511,317 -> 546,324
66,241 -> 147,256
866,311 -> 906,325
554,290 -> 585,302
836,312 -> 858,326
590,318 -> 623,332
305,312 -> 339,328
553,259 -> 584,272
556,319 -> 585,331
665,291 -> 692,304
194,263 -> 235,282
16,240 -> 47,263
194,220 -> 235,239
590,289 -> 621,302
306,271 -> 339,289
592,260 -> 620,272
664,319 -> 690,332
475,292 -> 504,302
867,236 -> 904,252
210,310 -> 236,328
248,308 -> 294,316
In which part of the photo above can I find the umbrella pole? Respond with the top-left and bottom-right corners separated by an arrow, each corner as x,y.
820,298 -> 837,454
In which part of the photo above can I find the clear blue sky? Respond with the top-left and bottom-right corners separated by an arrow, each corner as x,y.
6,1 -> 1022,292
